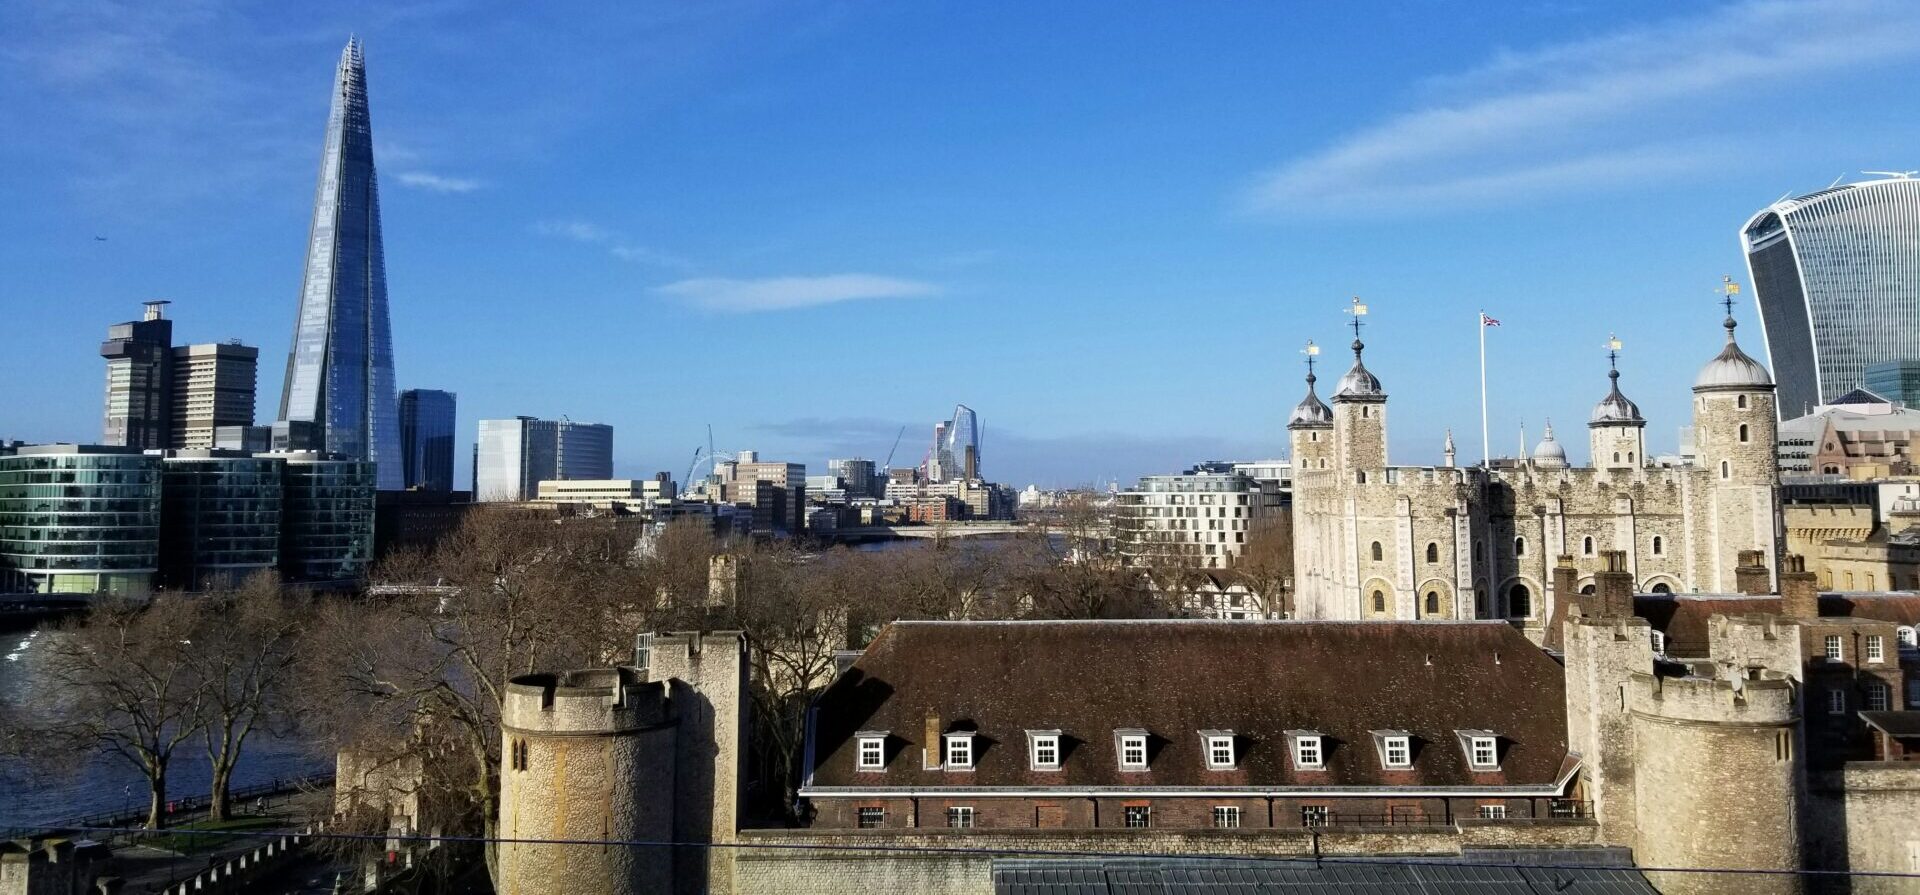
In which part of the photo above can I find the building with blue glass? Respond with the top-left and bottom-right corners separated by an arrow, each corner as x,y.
0,445 -> 162,594
400,388 -> 457,492
277,38 -> 404,490
1743,175 -> 1920,418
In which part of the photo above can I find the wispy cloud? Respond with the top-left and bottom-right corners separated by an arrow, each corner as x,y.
654,274 -> 939,313
1246,0 -> 1920,216
532,218 -> 688,269
393,171 -> 480,193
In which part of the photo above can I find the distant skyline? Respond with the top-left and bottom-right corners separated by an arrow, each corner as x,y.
6,1 -> 1920,486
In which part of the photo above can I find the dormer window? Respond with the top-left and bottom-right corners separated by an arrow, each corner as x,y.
1116,729 -> 1149,771
943,733 -> 974,771
1201,730 -> 1236,770
1286,731 -> 1324,770
1371,730 -> 1412,769
856,731 -> 888,771
1458,730 -> 1501,770
1027,730 -> 1061,771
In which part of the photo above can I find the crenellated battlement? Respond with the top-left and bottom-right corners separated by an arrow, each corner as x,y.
1627,670 -> 1798,725
503,666 -> 673,735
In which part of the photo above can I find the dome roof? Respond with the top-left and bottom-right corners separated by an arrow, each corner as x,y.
1532,422 -> 1568,468
1289,372 -> 1333,428
1333,340 -> 1385,400
1590,369 -> 1645,426
1694,317 -> 1773,391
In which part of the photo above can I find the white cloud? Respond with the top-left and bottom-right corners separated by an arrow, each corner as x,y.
1246,0 -> 1920,216
394,171 -> 480,193
654,274 -> 939,313
532,218 -> 688,268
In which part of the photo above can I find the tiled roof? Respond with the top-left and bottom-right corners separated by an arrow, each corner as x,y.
807,620 -> 1572,792
1860,711 -> 1920,738
1634,592 -> 1920,657
993,850 -> 1658,894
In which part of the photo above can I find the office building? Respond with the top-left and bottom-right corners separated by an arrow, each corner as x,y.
1742,174 -> 1920,416
926,404 -> 981,483
1115,467 -> 1283,569
159,453 -> 282,588
0,445 -> 162,594
98,301 -> 174,449
826,458 -> 878,498
1863,359 -> 1920,407
276,38 -> 403,489
475,417 -> 614,502
400,389 -> 457,491
717,451 -> 805,533
170,342 -> 259,449
278,452 -> 377,581
533,478 -> 674,510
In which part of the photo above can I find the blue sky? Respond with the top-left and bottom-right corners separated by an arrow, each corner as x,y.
5,1 -> 1920,488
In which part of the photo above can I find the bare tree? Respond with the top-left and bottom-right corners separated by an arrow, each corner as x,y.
187,572 -> 306,821
7,598 -> 205,828
1231,515 -> 1293,617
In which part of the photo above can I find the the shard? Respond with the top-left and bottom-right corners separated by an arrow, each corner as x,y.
277,37 -> 403,490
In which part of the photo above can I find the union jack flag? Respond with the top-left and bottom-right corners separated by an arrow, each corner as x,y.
1481,313 -> 1502,327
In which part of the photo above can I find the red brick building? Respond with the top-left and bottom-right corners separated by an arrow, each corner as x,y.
801,620 -> 1585,831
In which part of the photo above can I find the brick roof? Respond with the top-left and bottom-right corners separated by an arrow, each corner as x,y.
807,620 -> 1573,793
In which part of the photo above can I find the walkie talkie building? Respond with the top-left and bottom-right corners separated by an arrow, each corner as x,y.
277,38 -> 403,490
1742,176 -> 1920,418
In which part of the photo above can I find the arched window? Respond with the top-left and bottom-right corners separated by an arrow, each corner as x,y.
1580,584 -> 1595,595
1651,535 -> 1663,556
1738,423 -> 1749,443
1651,582 -> 1672,595
1311,431 -> 1319,442
1425,542 -> 1439,564
1582,536 -> 1594,556
1319,458 -> 1327,469
1846,571 -> 1857,590
1613,452 -> 1621,463
1372,590 -> 1387,613
1357,471 -> 1368,484
1720,460 -> 1731,480
1424,591 -> 1440,615
1508,584 -> 1531,619
1514,536 -> 1527,556
1371,541 -> 1384,561
1627,452 -> 1635,464
1738,394 -> 1749,409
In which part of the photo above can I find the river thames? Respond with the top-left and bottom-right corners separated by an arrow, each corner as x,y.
0,624 -> 329,828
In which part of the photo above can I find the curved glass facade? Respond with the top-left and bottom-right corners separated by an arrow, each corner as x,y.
1744,177 -> 1920,417
280,455 -> 375,581
161,456 -> 283,588
278,38 -> 403,490
0,448 -> 161,594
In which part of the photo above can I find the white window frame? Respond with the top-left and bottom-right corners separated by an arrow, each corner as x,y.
1203,733 -> 1236,770
1868,682 -> 1892,712
1468,735 -> 1499,770
857,807 -> 884,828
943,733 -> 974,771
1292,735 -> 1324,769
1028,731 -> 1061,771
1212,806 -> 1242,829
1118,732 -> 1149,771
857,734 -> 886,771
1383,735 -> 1412,769
1825,634 -> 1843,662
1867,635 -> 1886,664
1477,804 -> 1508,820
1123,805 -> 1152,828
946,806 -> 975,829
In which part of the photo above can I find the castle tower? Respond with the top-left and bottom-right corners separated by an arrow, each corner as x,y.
1561,551 -> 1652,847
1331,300 -> 1387,473
1690,295 -> 1780,591
498,667 -> 678,895
1589,335 -> 1646,470
1286,342 -> 1335,475
650,631 -> 748,895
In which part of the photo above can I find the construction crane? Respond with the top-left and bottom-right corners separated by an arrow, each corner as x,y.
882,425 -> 906,471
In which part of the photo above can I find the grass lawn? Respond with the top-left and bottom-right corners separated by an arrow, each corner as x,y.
143,815 -> 289,854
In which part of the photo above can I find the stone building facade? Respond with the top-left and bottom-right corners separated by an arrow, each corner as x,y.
1290,315 -> 1781,643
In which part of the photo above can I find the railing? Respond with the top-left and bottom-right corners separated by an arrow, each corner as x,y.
1298,800 -> 1593,829
0,774 -> 334,843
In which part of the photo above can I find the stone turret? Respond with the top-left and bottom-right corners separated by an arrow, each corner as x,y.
1287,356 -> 1335,478
1590,341 -> 1647,471
1691,307 -> 1780,592
1331,334 -> 1387,473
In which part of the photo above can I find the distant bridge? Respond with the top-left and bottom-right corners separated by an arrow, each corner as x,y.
826,521 -> 1031,542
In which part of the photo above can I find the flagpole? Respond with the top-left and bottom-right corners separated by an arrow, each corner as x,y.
1479,311 -> 1490,467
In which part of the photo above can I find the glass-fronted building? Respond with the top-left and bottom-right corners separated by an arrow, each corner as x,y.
160,453 -> 283,589
277,38 -> 403,490
0,445 -> 162,594
400,389 -> 457,491
475,417 -> 614,502
1743,176 -> 1920,418
1863,360 -> 1920,408
278,453 -> 376,582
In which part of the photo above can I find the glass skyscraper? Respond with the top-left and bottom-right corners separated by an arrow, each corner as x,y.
400,389 -> 457,491
475,417 -> 614,502
929,404 -> 981,482
1743,176 -> 1920,418
0,446 -> 162,594
278,37 -> 403,490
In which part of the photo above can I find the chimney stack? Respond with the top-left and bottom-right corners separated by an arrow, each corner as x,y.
1734,549 -> 1771,596
1780,554 -> 1819,619
1594,550 -> 1635,618
923,714 -> 943,769
1547,555 -> 1579,649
